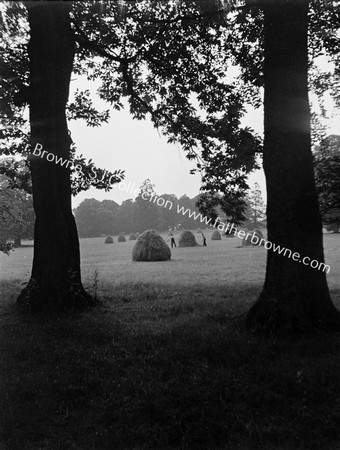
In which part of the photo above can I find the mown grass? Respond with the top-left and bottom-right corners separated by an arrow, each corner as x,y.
1,278 -> 340,450
1,232 -> 339,449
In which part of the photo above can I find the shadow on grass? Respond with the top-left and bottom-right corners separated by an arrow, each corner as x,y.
0,280 -> 340,449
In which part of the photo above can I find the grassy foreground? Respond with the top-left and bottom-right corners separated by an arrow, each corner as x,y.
0,278 -> 340,450
0,233 -> 340,449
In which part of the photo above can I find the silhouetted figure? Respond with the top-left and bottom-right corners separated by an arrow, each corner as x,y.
202,233 -> 207,246
168,232 -> 177,248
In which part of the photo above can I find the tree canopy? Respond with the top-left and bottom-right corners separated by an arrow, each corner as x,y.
2,1 -> 339,215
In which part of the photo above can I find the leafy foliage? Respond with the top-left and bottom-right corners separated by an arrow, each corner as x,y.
70,0 -> 262,212
196,0 -> 340,218
314,134 -> 340,229
67,89 -> 110,126
4,0 -> 339,222
2,0 -> 340,252
0,1 -> 124,195
74,198 -> 119,237
69,144 -> 125,195
0,174 -> 34,252
243,182 -> 266,229
133,179 -> 160,233
0,157 -> 31,193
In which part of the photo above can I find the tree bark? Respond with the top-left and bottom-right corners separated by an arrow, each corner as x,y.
17,1 -> 92,310
246,0 -> 340,334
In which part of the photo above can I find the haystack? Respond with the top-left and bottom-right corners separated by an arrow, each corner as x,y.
135,232 -> 140,238
118,234 -> 126,242
178,230 -> 197,247
129,233 -> 136,240
252,228 -> 264,239
242,229 -> 264,247
104,235 -> 114,244
211,230 -> 222,240
132,229 -> 171,262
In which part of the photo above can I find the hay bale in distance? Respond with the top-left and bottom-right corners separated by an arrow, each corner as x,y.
242,229 -> 264,247
179,230 -> 197,247
104,235 -> 114,244
118,234 -> 126,242
211,229 -> 222,240
132,229 -> 171,261
135,232 -> 140,238
129,233 -> 136,240
252,228 -> 264,239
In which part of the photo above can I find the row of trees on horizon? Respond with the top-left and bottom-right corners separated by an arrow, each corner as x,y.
0,176 -> 267,244
74,181 -> 267,237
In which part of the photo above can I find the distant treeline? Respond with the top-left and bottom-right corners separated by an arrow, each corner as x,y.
73,195 -> 203,237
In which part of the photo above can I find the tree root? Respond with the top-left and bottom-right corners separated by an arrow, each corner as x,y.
17,277 -> 96,312
246,292 -> 340,337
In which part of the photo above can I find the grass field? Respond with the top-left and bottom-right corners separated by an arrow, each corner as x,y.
0,231 -> 340,449
1,230 -> 340,288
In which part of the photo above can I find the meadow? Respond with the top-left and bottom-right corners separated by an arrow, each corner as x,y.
0,231 -> 340,449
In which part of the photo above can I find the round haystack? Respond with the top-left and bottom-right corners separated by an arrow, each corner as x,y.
239,228 -> 249,241
242,229 -> 264,247
132,229 -> 171,262
118,234 -> 126,242
104,235 -> 114,244
135,232 -> 140,238
252,228 -> 264,239
211,230 -> 222,240
178,230 -> 197,247
129,233 -> 136,240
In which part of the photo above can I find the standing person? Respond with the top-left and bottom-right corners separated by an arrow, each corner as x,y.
168,232 -> 177,248
202,233 -> 207,247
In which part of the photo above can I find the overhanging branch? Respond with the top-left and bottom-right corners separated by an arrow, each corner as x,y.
73,23 -> 138,63
138,2 -> 261,26
120,61 -> 202,162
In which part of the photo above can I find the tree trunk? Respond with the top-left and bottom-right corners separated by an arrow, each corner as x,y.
17,1 -> 92,310
246,0 -> 340,334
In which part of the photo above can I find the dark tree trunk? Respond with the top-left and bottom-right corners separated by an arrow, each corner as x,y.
18,1 -> 92,310
246,0 -> 340,334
